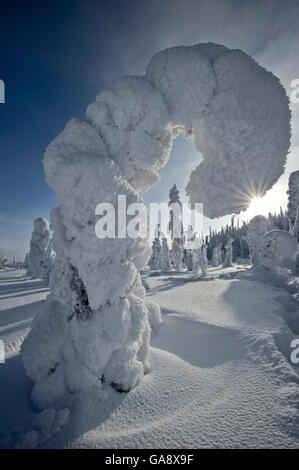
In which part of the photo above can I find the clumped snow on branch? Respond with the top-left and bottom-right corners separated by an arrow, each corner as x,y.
27,218 -> 54,282
22,43 -> 291,409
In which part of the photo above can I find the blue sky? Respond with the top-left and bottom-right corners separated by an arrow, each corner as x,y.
1,0 -> 299,259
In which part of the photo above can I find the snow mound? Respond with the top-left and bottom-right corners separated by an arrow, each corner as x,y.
15,408 -> 70,449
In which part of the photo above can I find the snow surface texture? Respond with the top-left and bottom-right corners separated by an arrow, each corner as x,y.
1,268 -> 299,448
27,218 -> 54,282
22,43 -> 290,409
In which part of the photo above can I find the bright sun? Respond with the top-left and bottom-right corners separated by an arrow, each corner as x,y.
243,185 -> 285,221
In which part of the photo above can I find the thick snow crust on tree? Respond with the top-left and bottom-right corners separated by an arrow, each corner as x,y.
22,142 -> 154,408
22,43 -> 291,409
27,218 -> 53,282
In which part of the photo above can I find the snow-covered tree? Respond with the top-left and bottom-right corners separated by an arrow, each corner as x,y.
168,184 -> 185,270
184,225 -> 195,270
149,225 -> 161,270
21,43 -> 290,410
171,237 -> 185,271
292,206 -> 299,243
27,218 -> 54,281
287,170 -> 299,233
223,237 -> 233,267
168,184 -> 183,239
23,253 -> 29,270
246,215 -> 268,266
212,243 -> 222,267
160,236 -> 171,271
0,254 -> 7,269
192,237 -> 203,277
199,244 -> 208,277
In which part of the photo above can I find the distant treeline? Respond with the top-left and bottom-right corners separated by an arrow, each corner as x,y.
205,208 -> 289,262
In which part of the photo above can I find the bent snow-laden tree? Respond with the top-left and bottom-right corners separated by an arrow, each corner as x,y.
27,218 -> 54,282
22,43 -> 291,409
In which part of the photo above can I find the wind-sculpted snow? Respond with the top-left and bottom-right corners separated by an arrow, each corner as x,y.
185,49 -> 290,217
86,76 -> 173,192
22,43 -> 291,409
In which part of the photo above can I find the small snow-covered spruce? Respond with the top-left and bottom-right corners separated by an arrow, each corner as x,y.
192,237 -> 202,277
23,253 -> 29,270
168,184 -> 185,270
21,43 -> 290,409
287,170 -> 299,233
0,254 -> 7,269
160,236 -> 171,271
27,218 -> 54,282
149,225 -> 161,270
223,237 -> 233,267
168,184 -> 182,239
171,237 -> 185,271
212,243 -> 222,267
199,244 -> 208,277
292,206 -> 299,243
212,246 -> 219,267
185,225 -> 195,271
246,215 -> 268,266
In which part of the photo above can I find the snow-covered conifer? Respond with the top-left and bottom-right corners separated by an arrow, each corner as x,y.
168,184 -> 185,270
199,244 -> 208,277
247,216 -> 268,266
149,225 -> 161,270
212,243 -> 222,267
171,237 -> 185,271
185,225 -> 195,270
192,237 -> 202,276
223,237 -> 233,267
27,218 -> 54,282
23,253 -> 29,270
160,236 -> 171,271
0,254 -> 7,269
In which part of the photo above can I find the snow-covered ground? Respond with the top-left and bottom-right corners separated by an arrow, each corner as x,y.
0,266 -> 298,448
